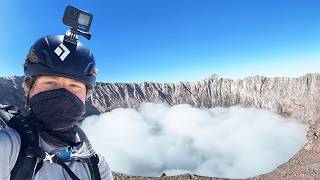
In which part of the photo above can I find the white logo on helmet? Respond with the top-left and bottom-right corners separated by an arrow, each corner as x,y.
54,43 -> 70,61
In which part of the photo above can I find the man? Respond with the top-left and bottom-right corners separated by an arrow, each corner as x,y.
0,35 -> 114,180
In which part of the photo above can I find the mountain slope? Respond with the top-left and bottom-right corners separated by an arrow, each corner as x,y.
90,73 -> 319,125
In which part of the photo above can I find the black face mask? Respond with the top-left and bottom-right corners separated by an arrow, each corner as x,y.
29,88 -> 85,131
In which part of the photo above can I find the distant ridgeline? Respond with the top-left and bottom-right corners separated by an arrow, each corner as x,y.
0,74 -> 319,124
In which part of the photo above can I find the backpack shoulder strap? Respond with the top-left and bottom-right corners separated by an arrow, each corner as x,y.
75,126 -> 102,180
6,111 -> 39,180
88,154 -> 101,180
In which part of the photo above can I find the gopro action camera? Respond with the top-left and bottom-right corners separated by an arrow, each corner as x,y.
63,6 -> 93,33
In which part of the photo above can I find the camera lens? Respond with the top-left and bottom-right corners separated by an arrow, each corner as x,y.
67,9 -> 77,19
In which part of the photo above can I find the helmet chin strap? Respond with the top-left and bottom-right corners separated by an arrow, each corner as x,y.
26,91 -> 30,108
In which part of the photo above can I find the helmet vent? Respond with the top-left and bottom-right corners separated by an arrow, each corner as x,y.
84,63 -> 93,75
41,50 -> 54,68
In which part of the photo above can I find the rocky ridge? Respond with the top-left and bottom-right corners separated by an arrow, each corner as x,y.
90,73 -> 319,125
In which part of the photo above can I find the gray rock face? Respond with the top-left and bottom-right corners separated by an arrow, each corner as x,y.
91,73 -> 320,125
0,76 -> 26,113
0,73 -> 319,180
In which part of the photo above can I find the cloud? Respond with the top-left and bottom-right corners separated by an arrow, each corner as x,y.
81,103 -> 308,178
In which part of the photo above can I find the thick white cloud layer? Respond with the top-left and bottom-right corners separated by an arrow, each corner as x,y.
81,103 -> 308,178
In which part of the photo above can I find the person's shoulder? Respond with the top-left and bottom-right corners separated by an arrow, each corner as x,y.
96,153 -> 114,180
0,104 -> 22,148
0,104 -> 22,171
75,126 -> 113,179
0,104 -> 22,151
0,123 -> 21,152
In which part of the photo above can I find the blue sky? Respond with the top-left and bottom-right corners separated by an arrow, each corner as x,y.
0,0 -> 319,83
